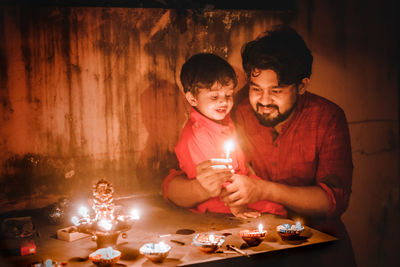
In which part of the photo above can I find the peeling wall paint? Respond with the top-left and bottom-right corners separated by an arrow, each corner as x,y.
0,7 -> 284,207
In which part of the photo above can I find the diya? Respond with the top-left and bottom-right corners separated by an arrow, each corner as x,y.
139,242 -> 171,263
89,247 -> 121,266
192,234 -> 225,253
71,179 -> 140,248
239,224 -> 267,246
276,221 -> 304,240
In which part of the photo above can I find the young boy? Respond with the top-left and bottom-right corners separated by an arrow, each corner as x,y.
174,53 -> 287,219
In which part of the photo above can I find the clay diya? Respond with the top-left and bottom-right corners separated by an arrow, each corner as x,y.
276,221 -> 304,240
139,242 -> 171,263
89,247 -> 121,267
239,224 -> 267,246
192,233 -> 225,253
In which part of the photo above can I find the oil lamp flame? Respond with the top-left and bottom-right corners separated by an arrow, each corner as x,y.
258,224 -> 263,232
223,139 -> 235,159
71,179 -> 140,248
79,206 -> 89,217
130,209 -> 140,220
98,219 -> 113,231
71,216 -> 80,226
209,234 -> 215,243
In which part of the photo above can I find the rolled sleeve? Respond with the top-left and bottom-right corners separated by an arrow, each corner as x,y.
161,168 -> 185,201
316,108 -> 353,217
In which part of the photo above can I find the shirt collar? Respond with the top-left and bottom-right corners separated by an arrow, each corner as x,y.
278,91 -> 307,134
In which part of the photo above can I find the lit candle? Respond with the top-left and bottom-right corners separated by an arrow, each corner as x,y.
258,223 -> 263,233
223,139 -> 235,159
105,247 -> 113,258
295,221 -> 302,230
130,209 -> 140,220
209,234 -> 215,243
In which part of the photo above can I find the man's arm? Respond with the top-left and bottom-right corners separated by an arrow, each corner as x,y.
166,174 -> 211,208
163,159 -> 233,208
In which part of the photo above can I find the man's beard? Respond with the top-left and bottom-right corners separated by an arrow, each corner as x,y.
254,101 -> 297,127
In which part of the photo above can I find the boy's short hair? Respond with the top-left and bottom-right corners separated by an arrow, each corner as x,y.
180,53 -> 238,95
241,25 -> 313,86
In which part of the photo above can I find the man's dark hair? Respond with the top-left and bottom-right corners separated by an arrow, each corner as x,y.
180,53 -> 238,95
241,26 -> 313,86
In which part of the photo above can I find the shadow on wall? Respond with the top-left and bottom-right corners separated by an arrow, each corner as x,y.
137,74 -> 188,193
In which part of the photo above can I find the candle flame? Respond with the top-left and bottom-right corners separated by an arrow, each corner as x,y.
258,223 -> 263,232
224,139 -> 235,158
71,216 -> 80,226
209,234 -> 215,243
98,219 -> 113,231
78,206 -> 89,217
130,209 -> 140,220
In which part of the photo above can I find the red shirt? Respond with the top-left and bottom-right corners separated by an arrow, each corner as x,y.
233,91 -> 353,219
169,107 -> 287,216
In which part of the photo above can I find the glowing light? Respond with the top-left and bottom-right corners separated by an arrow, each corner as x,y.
295,221 -> 302,230
71,216 -> 80,226
104,247 -> 114,258
223,139 -> 235,159
130,209 -> 140,220
79,206 -> 89,217
98,219 -> 113,231
258,223 -> 263,232
209,234 -> 215,243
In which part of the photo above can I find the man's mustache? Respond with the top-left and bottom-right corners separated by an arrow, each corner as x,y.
257,103 -> 279,111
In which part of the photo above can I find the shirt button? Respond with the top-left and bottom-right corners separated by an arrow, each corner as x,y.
272,162 -> 277,166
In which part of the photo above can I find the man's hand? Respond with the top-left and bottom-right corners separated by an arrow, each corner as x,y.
196,158 -> 234,198
221,174 -> 265,206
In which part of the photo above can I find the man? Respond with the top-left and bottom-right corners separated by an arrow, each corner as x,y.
163,26 -> 356,266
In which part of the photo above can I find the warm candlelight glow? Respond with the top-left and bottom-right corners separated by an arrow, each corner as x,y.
223,139 -> 235,158
209,234 -> 215,243
79,206 -> 89,217
130,209 -> 140,220
71,179 -> 140,249
258,223 -> 263,232
71,216 -> 80,226
98,219 -> 113,231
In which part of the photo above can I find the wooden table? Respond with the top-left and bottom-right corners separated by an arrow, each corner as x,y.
0,194 -> 337,266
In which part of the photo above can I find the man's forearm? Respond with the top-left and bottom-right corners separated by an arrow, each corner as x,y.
263,181 -> 330,216
166,175 -> 210,208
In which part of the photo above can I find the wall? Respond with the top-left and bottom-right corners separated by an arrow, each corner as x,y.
290,1 -> 399,267
0,1 -> 398,266
0,6 -> 284,207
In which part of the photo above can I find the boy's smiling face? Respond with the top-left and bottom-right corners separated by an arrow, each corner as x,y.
186,81 -> 235,122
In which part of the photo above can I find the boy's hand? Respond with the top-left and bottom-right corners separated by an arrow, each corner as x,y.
196,158 -> 234,198
221,174 -> 265,206
230,205 -> 261,219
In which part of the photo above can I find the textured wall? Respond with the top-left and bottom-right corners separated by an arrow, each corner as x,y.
290,1 -> 398,267
0,7 -> 283,208
0,1 -> 398,266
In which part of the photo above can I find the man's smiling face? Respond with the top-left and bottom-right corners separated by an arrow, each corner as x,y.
248,69 -> 301,127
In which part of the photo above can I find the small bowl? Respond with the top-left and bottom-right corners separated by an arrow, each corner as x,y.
89,247 -> 121,267
239,229 -> 267,246
192,234 -> 225,253
276,223 -> 304,240
139,242 -> 171,263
